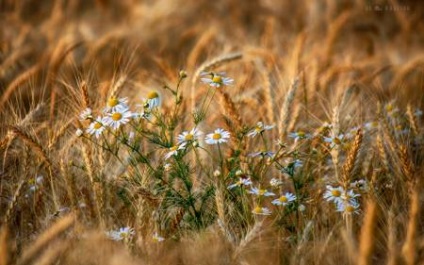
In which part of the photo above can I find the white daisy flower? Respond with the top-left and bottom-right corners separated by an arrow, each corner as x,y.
336,201 -> 360,215
164,163 -> 172,172
152,232 -> 165,242
205,128 -> 230,145
247,122 -> 275,138
248,187 -> 275,197
104,97 -> 129,113
227,177 -> 252,189
164,143 -> 186,160
252,206 -> 272,216
28,175 -> 44,192
272,192 -> 296,206
323,134 -> 345,148
177,128 -> 203,144
414,109 -> 423,117
288,130 -> 311,141
270,178 -> 283,187
385,102 -> 399,117
323,185 -> 344,204
104,108 -> 133,130
350,179 -> 369,192
86,116 -> 107,139
364,121 -> 379,131
106,227 -> 135,241
79,108 -> 93,121
201,72 -> 234,88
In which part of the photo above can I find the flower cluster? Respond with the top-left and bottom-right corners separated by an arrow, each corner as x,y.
323,185 -> 360,214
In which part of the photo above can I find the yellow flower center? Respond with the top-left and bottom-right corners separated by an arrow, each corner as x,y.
333,137 -> 341,145
112,113 -> 122,121
119,232 -> 128,238
297,131 -> 305,137
345,205 -> 355,213
386,104 -> 393,112
108,97 -> 119,107
147,91 -> 159,99
94,122 -> 102,129
253,206 -> 262,214
212,75 -> 223,84
170,146 -> 178,151
185,134 -> 194,141
258,189 -> 266,196
28,178 -> 35,185
212,133 -> 222,140
331,190 -> 341,197
255,126 -> 263,132
279,196 -> 288,202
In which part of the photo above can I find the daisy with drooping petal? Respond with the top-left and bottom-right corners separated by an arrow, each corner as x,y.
177,128 -> 203,144
104,108 -> 133,130
323,134 -> 345,148
248,187 -> 275,197
227,177 -> 252,189
86,116 -> 107,138
104,97 -> 129,113
144,91 -> 161,110
288,130 -> 311,141
106,227 -> 135,241
164,143 -> 186,160
252,206 -> 272,216
272,192 -> 296,206
247,122 -> 275,138
201,72 -> 234,88
205,128 -> 230,145
79,108 -> 93,121
323,185 -> 344,204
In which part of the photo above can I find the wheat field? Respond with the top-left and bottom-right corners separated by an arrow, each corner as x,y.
1,0 -> 424,264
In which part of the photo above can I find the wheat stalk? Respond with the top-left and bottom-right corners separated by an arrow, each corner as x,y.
0,63 -> 41,111
0,227 -> 9,265
18,214 -> 76,265
357,201 -> 377,265
402,189 -> 419,265
232,220 -> 264,260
